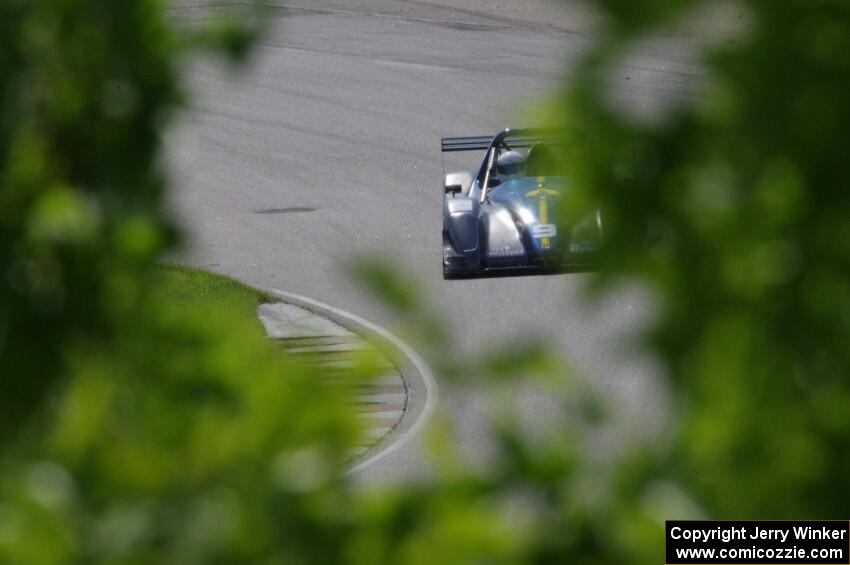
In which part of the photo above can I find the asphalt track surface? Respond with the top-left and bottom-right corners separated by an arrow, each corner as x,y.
169,0 -> 725,483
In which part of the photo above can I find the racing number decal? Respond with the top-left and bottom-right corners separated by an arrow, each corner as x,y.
526,177 -> 560,249
531,224 -> 557,238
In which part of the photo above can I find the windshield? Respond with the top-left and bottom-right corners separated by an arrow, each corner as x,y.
485,139 -> 569,193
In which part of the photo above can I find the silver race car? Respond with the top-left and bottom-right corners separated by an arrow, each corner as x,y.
441,128 -> 603,278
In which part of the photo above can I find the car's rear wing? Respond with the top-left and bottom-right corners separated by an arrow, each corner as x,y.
441,129 -> 565,153
440,136 -> 492,152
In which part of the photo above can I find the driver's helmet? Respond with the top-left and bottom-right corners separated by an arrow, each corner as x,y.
496,150 -> 526,178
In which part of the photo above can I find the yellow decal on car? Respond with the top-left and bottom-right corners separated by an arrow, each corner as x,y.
526,177 -> 560,249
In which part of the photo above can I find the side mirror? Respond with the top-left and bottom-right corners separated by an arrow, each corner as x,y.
444,172 -> 473,196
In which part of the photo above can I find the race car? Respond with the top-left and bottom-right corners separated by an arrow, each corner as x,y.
441,128 -> 603,278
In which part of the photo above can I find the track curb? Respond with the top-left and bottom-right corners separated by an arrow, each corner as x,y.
254,285 -> 438,475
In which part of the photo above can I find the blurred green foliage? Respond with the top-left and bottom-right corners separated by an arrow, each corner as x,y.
1,0 -> 848,563
552,0 -> 850,522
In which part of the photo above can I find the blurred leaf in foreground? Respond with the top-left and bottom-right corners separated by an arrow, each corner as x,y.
549,0 -> 850,519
